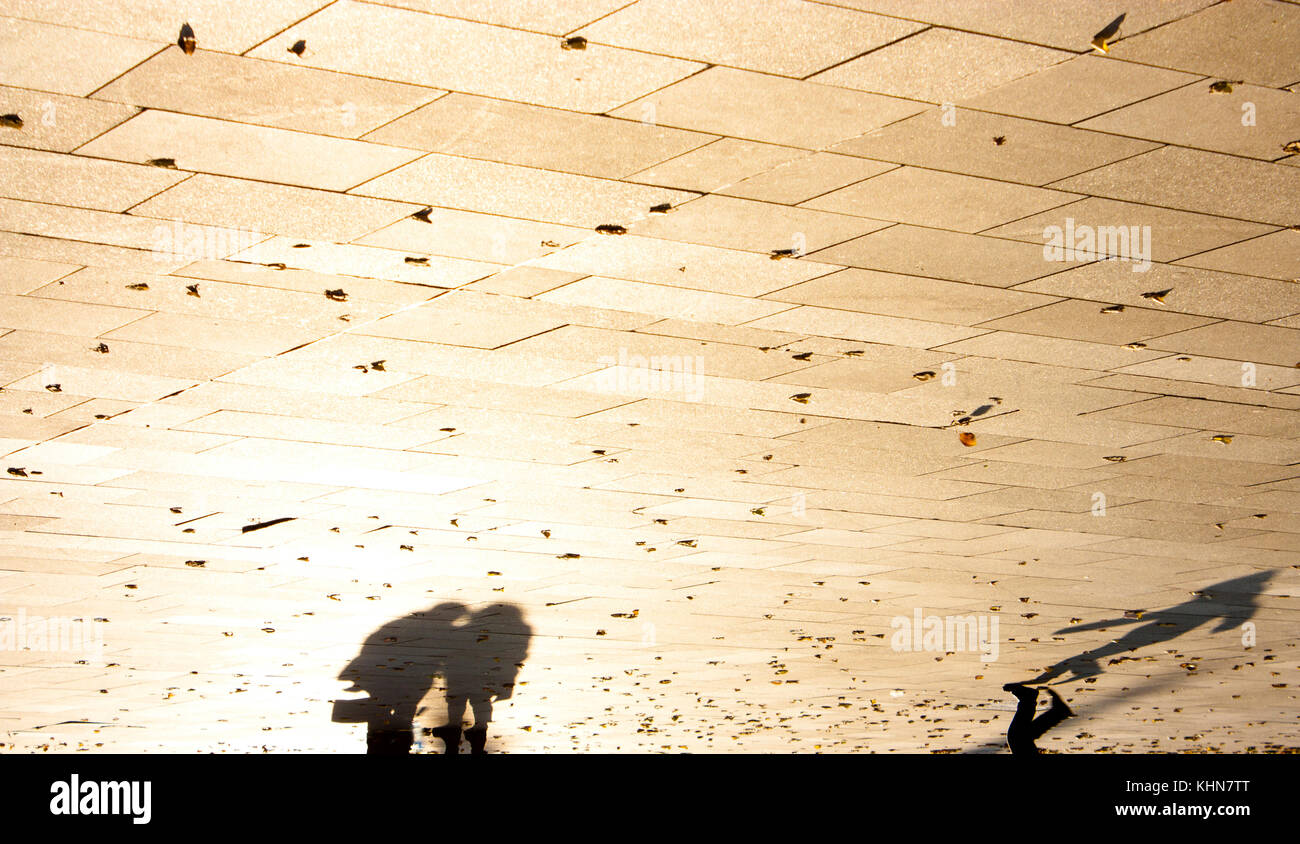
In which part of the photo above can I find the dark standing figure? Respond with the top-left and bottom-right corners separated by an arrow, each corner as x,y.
1003,683 -> 1072,755
334,602 -> 531,755
433,603 -> 531,754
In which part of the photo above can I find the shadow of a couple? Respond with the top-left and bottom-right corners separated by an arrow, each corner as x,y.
333,602 -> 531,755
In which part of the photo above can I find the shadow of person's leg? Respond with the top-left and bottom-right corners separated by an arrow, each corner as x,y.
1003,683 -> 1041,755
465,697 -> 493,755
365,702 -> 416,755
366,725 -> 413,755
1026,688 -> 1073,744
429,694 -> 467,754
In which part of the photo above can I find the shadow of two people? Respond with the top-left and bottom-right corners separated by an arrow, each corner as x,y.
331,572 -> 1275,754
333,602 -> 531,755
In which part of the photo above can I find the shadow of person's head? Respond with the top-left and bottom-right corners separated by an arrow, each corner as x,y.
472,602 -> 530,633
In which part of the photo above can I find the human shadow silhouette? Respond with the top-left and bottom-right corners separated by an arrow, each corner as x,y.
333,602 -> 531,754
1002,682 -> 1072,754
1002,683 -> 1072,754
1020,571 -> 1275,686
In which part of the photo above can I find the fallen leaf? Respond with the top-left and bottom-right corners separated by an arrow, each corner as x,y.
242,517 -> 296,533
1090,12 -> 1124,52
178,22 -> 196,55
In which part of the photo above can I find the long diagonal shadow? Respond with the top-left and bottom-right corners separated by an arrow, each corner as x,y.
1021,571 -> 1275,686
332,601 -> 532,754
